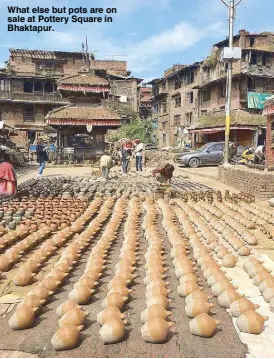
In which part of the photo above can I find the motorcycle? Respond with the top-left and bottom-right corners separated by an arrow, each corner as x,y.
236,147 -> 255,165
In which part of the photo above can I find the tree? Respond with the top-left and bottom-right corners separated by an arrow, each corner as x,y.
107,118 -> 153,143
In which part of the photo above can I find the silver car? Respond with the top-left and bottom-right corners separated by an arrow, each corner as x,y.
174,142 -> 226,168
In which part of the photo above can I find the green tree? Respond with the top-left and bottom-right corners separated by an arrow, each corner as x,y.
107,118 -> 153,143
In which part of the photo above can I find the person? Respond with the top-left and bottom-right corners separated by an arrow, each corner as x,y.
100,153 -> 113,180
134,139 -> 144,171
254,145 -> 266,164
36,139 -> 49,177
228,142 -> 239,164
121,147 -> 131,174
152,163 -> 175,186
0,155 -> 17,196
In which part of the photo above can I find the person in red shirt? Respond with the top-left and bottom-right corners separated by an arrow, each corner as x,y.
0,155 -> 17,196
152,163 -> 175,186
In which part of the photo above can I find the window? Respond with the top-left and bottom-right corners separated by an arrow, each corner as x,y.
202,89 -> 211,102
162,102 -> 167,114
174,115 -> 181,126
188,92 -> 194,103
218,83 -> 226,98
250,52 -> 257,65
44,82 -> 54,93
153,104 -> 159,114
162,81 -> 166,90
208,143 -> 222,152
0,79 -> 10,92
175,78 -> 181,90
187,72 -> 194,84
34,82 -> 43,92
186,112 -> 193,124
162,122 -> 166,130
262,54 -> 267,66
24,104 -> 34,122
163,133 -> 167,146
24,82 -> 33,93
201,110 -> 207,116
248,78 -> 256,91
154,86 -> 159,96
250,37 -> 255,47
175,95 -> 181,107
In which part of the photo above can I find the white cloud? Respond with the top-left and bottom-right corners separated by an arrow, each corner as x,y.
51,31 -> 76,45
125,21 -> 224,72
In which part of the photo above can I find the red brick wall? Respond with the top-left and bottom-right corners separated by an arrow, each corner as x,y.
266,116 -> 274,165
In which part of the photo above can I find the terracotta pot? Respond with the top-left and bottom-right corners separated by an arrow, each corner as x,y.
50,222 -> 58,231
60,222 -> 68,229
30,222 -> 38,232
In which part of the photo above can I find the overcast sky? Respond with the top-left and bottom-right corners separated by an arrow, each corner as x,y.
0,0 -> 273,82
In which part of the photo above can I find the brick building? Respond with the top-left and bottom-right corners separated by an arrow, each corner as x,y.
139,84 -> 152,119
149,30 -> 274,149
0,49 -> 141,147
149,63 -> 201,147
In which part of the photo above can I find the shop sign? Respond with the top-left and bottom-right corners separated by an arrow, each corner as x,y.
248,92 -> 272,110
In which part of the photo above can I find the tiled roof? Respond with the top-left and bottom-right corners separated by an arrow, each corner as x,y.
190,109 -> 266,129
58,74 -> 109,86
9,49 -> 84,59
46,105 -> 120,121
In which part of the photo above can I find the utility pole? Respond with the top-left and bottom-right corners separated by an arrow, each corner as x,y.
221,0 -> 243,164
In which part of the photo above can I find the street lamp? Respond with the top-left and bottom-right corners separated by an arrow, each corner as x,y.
221,0 -> 243,164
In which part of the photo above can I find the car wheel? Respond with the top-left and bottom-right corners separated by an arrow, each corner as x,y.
174,155 -> 180,163
189,157 -> 200,168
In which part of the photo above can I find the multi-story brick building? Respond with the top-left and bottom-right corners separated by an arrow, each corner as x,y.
0,48 -> 141,147
149,63 -> 201,147
190,30 -> 274,148
149,30 -> 274,149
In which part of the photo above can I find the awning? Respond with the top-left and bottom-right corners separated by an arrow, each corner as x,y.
47,119 -> 121,127
15,124 -> 56,132
58,84 -> 109,93
263,102 -> 274,116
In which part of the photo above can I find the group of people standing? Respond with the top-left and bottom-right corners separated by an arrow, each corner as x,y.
100,139 -> 144,180
120,139 -> 144,174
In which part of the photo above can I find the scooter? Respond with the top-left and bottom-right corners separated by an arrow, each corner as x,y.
236,147 -> 255,165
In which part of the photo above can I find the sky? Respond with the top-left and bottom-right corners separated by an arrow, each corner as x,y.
0,0 -> 274,82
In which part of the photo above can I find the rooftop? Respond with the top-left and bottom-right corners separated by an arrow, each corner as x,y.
191,109 -> 266,129
46,105 -> 121,121
213,30 -> 274,47
9,49 -> 88,59
58,74 -> 109,86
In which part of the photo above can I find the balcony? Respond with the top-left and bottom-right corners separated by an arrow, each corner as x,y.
0,90 -> 71,104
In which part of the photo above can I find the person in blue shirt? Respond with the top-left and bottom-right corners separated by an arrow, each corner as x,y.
36,139 -> 49,178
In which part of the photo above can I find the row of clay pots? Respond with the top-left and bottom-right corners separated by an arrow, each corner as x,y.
8,198 -> 112,331
13,198 -> 103,286
52,197 -> 124,350
141,198 -> 174,344
159,200 -> 220,338
98,197 -> 138,345
186,201 -> 250,258
175,204 -> 268,335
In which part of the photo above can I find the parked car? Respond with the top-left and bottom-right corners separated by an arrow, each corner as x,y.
174,142 -> 245,168
145,143 -> 157,150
